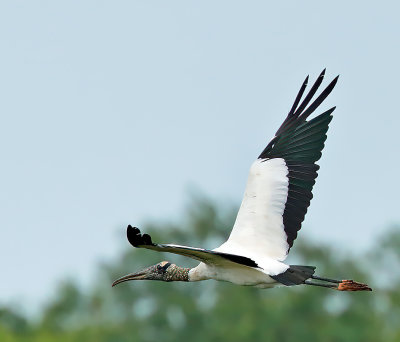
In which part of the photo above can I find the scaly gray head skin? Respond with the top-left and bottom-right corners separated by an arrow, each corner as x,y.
112,261 -> 190,286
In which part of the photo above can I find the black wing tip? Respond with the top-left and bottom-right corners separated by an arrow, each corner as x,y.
127,225 -> 154,247
329,75 -> 339,88
321,74 -> 339,97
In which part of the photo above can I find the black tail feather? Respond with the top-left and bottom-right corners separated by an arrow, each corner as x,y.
272,265 -> 316,286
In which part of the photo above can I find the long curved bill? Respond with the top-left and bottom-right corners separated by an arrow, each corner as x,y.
112,271 -> 147,287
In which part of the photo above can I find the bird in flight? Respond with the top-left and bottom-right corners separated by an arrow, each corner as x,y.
113,70 -> 371,292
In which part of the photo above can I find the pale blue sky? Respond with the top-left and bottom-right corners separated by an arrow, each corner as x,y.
1,1 -> 399,313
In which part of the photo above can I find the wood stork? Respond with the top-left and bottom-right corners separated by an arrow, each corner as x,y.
113,70 -> 371,292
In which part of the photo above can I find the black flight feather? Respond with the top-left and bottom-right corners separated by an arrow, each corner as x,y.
258,71 -> 337,250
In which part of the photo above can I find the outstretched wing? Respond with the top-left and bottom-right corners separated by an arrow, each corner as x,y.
127,225 -> 260,268
218,70 -> 338,262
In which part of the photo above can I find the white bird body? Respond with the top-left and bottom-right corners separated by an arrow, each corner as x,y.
189,262 -> 279,288
189,157 -> 298,285
113,70 -> 372,292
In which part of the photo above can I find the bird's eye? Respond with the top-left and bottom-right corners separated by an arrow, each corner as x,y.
157,265 -> 163,272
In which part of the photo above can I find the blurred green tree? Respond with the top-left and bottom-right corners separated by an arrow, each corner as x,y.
0,195 -> 398,341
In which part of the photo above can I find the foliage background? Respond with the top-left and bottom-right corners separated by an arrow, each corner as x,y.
1,196 -> 399,341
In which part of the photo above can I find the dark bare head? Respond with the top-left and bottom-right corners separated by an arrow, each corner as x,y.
112,261 -> 190,286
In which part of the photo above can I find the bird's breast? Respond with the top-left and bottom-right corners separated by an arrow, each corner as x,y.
189,262 -> 278,287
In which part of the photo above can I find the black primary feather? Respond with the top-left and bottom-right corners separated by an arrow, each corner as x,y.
258,71 -> 338,250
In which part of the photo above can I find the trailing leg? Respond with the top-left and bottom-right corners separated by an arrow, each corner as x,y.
304,280 -> 337,289
272,265 -> 372,291
311,275 -> 340,283
306,275 -> 372,291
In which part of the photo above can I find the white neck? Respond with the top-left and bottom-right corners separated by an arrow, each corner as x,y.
188,263 -> 213,282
